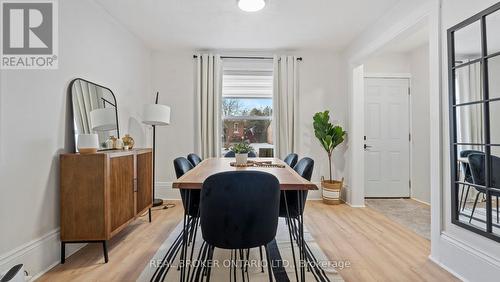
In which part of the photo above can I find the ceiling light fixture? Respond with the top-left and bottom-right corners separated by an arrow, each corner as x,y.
238,0 -> 266,12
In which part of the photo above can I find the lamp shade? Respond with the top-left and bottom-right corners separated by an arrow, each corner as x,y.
77,134 -> 99,153
142,104 -> 171,126
90,108 -> 117,131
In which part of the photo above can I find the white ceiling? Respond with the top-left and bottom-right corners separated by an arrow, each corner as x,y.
94,0 -> 403,51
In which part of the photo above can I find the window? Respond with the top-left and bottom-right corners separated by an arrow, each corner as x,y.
448,2 -> 500,242
221,60 -> 274,156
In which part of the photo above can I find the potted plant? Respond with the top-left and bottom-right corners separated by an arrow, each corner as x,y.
230,142 -> 255,165
313,110 -> 347,205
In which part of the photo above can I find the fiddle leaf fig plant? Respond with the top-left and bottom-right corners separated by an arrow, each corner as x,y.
313,110 -> 346,181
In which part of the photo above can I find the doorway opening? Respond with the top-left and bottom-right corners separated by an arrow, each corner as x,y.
354,18 -> 432,240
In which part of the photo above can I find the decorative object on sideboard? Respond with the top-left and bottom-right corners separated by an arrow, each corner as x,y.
122,134 -> 135,150
104,135 -> 117,149
230,141 -> 255,165
313,110 -> 346,205
70,78 -> 119,152
142,92 -> 171,207
114,138 -> 124,150
76,134 -> 99,154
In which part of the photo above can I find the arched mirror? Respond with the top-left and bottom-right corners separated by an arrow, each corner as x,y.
448,2 -> 500,242
70,78 -> 119,152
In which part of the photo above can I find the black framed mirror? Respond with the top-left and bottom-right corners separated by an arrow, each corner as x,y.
70,78 -> 119,152
448,2 -> 500,242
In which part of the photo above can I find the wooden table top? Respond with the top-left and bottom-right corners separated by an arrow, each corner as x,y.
172,158 -> 318,191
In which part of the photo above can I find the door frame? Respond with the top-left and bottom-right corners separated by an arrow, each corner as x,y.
364,74 -> 412,198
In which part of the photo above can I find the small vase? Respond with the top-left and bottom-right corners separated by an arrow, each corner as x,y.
235,153 -> 248,165
122,134 -> 135,149
105,136 -> 117,149
115,138 -> 124,150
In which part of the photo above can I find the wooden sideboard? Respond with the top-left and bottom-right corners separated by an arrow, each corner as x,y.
60,148 -> 153,263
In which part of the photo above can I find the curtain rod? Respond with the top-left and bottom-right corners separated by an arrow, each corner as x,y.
192,55 -> 302,61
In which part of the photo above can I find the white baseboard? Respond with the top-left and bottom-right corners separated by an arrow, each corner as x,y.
428,255 -> 467,282
0,229 -> 85,281
345,202 -> 366,208
411,197 -> 431,206
155,182 -> 179,200
432,232 -> 500,281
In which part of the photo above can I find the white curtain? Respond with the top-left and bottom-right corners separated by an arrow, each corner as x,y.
456,61 -> 483,152
196,54 -> 223,158
273,55 -> 299,159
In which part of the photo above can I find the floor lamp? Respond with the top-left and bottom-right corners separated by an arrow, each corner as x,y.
143,92 -> 171,207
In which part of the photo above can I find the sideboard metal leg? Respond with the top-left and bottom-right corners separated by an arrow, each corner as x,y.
61,242 -> 66,264
102,241 -> 109,263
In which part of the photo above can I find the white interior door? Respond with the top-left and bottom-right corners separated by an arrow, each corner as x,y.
364,78 -> 410,198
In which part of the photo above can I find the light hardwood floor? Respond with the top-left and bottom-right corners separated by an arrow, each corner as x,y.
38,201 -> 458,282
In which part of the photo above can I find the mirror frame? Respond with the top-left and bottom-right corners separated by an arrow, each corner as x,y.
448,2 -> 500,243
69,78 -> 120,152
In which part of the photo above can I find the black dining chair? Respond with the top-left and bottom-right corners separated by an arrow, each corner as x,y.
224,151 -> 257,158
459,150 -> 483,211
173,157 -> 201,267
200,171 -> 280,281
278,157 -> 314,281
283,153 -> 299,168
468,153 -> 500,224
187,153 -> 202,167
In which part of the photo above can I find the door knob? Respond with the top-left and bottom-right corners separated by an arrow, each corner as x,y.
364,144 -> 372,150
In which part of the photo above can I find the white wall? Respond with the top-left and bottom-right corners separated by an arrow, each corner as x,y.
151,49 -> 348,200
364,53 -> 410,73
437,0 -> 500,280
0,0 -> 152,278
409,44 -> 431,204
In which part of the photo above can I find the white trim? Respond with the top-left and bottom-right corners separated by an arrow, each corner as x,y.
411,197 -> 431,206
345,202 -> 367,208
428,0 -> 442,259
0,229 -> 85,281
440,232 -> 500,268
364,73 -> 412,79
428,255 -> 467,282
155,182 -> 179,200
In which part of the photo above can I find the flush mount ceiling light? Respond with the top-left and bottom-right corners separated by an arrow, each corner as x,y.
238,0 -> 266,12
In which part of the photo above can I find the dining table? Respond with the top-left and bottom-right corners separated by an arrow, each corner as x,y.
171,157 -> 318,282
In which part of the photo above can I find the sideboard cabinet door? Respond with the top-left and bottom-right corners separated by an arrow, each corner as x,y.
136,152 -> 153,214
109,155 -> 135,234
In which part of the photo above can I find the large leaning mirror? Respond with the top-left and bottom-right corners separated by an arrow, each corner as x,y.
70,78 -> 119,152
448,2 -> 500,242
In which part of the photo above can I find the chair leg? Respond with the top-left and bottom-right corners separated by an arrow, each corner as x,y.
497,196 -> 499,224
459,185 -> 465,209
259,246 -> 264,273
206,246 -> 214,282
239,249 -> 246,282
264,245 -> 273,282
285,217 -> 299,282
462,185 -> 471,211
469,192 -> 481,223
283,191 -> 300,282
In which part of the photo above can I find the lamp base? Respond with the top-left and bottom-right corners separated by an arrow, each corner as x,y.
153,198 -> 163,207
